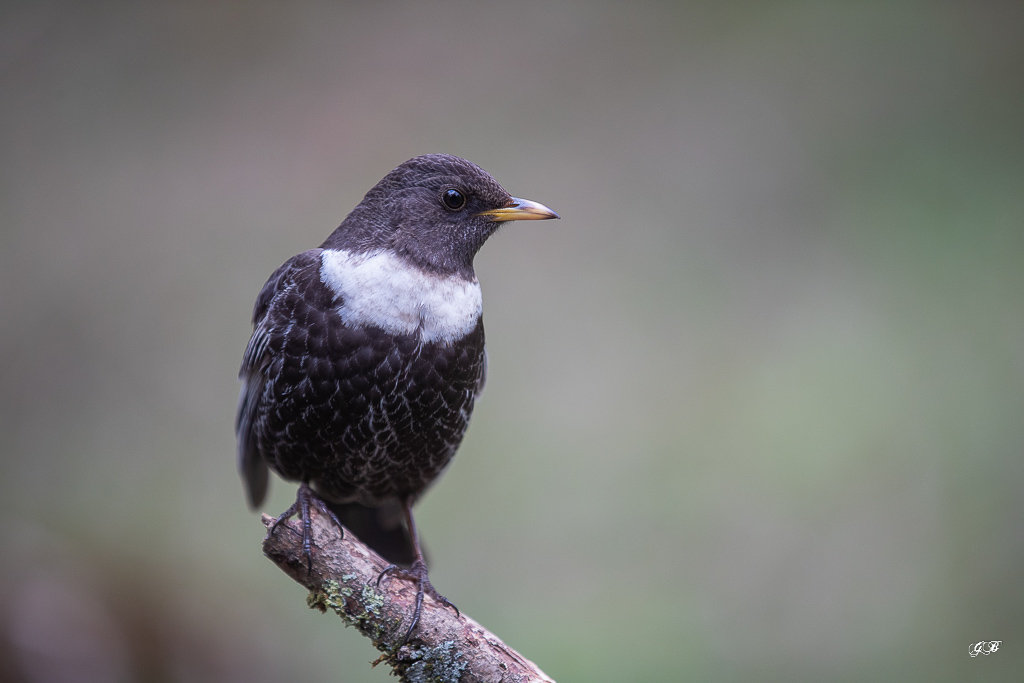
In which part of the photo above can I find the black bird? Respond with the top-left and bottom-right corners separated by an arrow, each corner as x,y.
236,154 -> 558,639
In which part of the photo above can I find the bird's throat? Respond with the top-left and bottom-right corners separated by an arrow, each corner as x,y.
319,248 -> 482,344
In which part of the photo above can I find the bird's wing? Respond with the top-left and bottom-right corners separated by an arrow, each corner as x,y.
236,248 -> 323,509
475,347 -> 488,400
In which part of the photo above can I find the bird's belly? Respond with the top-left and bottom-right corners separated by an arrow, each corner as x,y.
256,319 -> 485,505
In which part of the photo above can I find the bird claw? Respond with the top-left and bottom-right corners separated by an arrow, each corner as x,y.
376,559 -> 459,646
267,483 -> 343,574
376,563 -> 399,587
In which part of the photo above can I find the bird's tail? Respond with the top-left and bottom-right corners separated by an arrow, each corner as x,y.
321,499 -> 421,567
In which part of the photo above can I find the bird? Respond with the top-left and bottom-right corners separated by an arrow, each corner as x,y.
235,153 -> 558,641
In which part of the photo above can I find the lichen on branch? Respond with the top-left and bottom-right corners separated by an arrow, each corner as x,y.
260,509 -> 555,683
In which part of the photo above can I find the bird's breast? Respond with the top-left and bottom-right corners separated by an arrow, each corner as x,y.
319,248 -> 482,344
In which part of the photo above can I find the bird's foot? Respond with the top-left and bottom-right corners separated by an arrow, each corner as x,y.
376,559 -> 459,645
266,482 -> 343,574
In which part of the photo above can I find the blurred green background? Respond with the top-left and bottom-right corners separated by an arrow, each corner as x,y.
2,1 -> 1022,681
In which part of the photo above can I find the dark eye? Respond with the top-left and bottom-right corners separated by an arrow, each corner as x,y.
441,188 -> 466,210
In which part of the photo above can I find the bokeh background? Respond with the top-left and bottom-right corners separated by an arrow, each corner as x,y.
2,1 -> 1022,681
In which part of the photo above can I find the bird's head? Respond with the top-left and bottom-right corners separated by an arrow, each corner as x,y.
324,154 -> 559,278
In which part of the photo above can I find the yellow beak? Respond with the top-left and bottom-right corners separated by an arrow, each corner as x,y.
478,197 -> 560,222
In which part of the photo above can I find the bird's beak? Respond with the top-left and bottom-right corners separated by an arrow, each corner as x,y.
478,197 -> 560,222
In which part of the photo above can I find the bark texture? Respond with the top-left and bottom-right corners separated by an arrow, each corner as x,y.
261,509 -> 555,683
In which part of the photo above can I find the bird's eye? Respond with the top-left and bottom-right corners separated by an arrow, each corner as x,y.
441,188 -> 466,210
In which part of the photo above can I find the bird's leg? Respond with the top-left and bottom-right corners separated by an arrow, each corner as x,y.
376,498 -> 459,645
267,482 -> 343,574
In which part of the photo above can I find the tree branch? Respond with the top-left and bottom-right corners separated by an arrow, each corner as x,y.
261,508 -> 555,683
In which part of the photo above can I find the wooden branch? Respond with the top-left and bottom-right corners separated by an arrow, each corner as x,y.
261,508 -> 555,683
